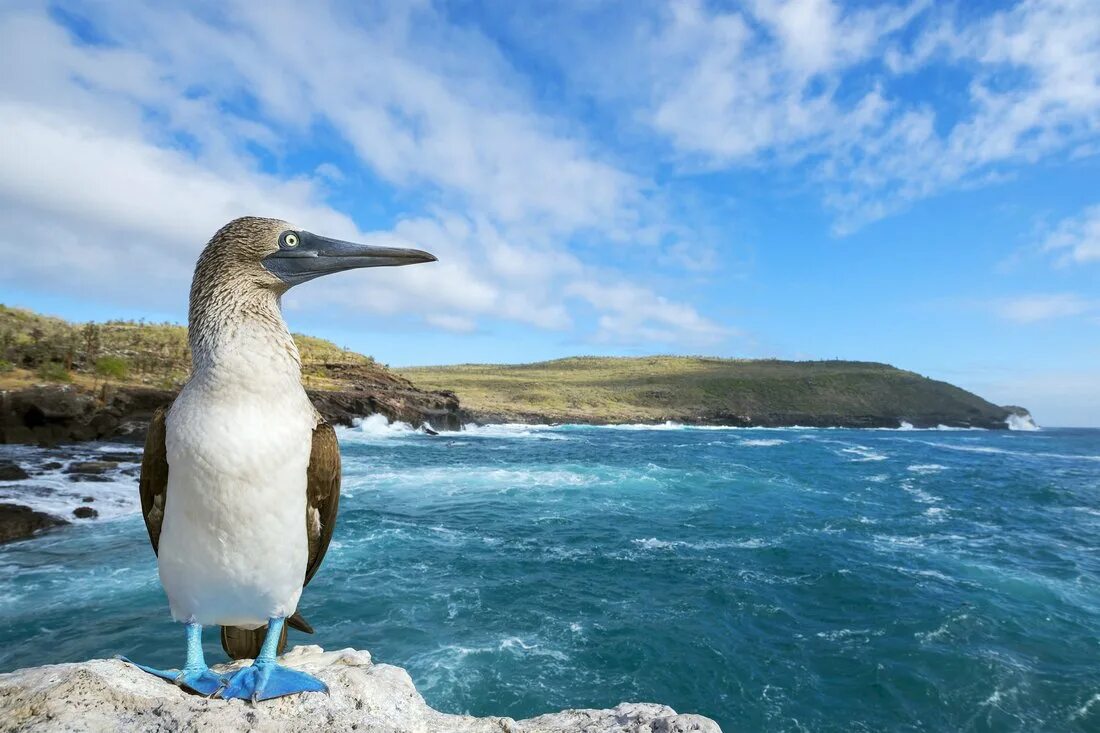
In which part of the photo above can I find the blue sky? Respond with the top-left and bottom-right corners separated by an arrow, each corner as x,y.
0,0 -> 1097,425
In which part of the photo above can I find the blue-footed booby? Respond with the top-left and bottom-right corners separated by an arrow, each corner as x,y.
125,217 -> 435,701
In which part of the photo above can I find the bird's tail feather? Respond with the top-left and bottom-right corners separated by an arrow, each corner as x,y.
220,611 -> 311,660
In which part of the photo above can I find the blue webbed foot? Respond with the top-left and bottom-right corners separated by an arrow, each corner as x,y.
120,621 -> 227,697
220,659 -> 328,702
120,657 -> 228,697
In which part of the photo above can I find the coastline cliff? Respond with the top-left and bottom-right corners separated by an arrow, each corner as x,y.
0,305 -> 460,445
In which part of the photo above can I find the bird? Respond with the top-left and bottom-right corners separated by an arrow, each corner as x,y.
124,216 -> 436,701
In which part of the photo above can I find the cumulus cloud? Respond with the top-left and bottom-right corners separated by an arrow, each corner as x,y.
553,0 -> 1100,233
1042,204 -> 1100,266
0,2 -> 727,349
567,281 -> 733,346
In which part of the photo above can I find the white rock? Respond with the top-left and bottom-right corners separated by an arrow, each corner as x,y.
0,645 -> 722,732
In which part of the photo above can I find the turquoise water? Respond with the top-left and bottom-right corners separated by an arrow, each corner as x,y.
1,422 -> 1099,731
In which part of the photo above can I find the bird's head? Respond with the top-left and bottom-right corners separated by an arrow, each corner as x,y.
197,216 -> 437,293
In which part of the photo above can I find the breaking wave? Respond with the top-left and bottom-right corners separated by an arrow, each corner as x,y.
1006,413 -> 1040,431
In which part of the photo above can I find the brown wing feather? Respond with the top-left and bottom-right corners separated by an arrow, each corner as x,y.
304,420 -> 342,586
221,418 -> 341,659
139,406 -> 170,555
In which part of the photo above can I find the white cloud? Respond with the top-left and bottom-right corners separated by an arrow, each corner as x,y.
635,0 -> 1100,231
567,280 -> 733,346
995,293 -> 1098,323
1042,203 -> 1100,266
0,2 -> 728,349
648,0 -> 909,163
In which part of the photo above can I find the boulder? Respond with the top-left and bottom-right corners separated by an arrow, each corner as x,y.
0,461 -> 30,481
0,503 -> 67,544
64,461 -> 118,475
0,646 -> 721,733
72,506 -> 98,519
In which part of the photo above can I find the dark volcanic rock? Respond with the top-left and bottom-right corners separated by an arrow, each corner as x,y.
2,376 -> 463,446
67,474 -> 112,483
0,385 -> 174,445
0,504 -> 67,544
64,461 -> 118,475
72,506 -> 98,519
0,461 -> 29,481
307,386 -> 462,432
81,496 -> 95,502
94,451 -> 142,462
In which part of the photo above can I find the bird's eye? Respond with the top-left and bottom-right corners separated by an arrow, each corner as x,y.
282,232 -> 299,248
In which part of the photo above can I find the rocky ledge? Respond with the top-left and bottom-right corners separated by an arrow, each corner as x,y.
0,646 -> 720,733
0,376 -> 461,445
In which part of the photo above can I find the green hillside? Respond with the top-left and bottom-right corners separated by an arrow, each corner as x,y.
398,356 -> 1018,428
0,304 -> 383,392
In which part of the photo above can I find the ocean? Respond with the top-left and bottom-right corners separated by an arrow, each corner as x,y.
1,420 -> 1098,732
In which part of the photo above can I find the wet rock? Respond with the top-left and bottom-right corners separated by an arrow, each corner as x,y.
94,451 -> 142,463
0,646 -> 721,732
67,474 -> 112,483
2,380 -> 463,446
81,496 -> 95,502
0,461 -> 29,481
0,385 -> 174,445
63,461 -> 118,475
39,461 -> 63,471
72,506 -> 98,519
0,503 -> 67,544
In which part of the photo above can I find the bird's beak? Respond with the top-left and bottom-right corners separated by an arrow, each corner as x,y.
263,230 -> 437,286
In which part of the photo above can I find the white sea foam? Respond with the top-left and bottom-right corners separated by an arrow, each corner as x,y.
917,613 -> 969,643
739,438 -> 788,447
1006,413 -> 1040,431
1071,692 -> 1100,721
867,423 -> 986,431
839,445 -> 888,462
0,452 -> 142,521
815,628 -> 881,642
907,464 -> 948,474
632,536 -> 774,551
915,440 -> 1100,462
343,413 -> 418,438
458,423 -> 570,440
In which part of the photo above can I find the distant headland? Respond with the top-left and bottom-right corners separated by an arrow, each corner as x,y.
397,356 -> 1033,430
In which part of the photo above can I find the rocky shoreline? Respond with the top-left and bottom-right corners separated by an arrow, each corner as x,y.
0,375 -> 461,544
0,379 -> 461,446
461,408 -> 1032,430
0,645 -> 721,732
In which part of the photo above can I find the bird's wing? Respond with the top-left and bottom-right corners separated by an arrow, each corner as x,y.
304,419 -> 341,586
139,406 -> 170,555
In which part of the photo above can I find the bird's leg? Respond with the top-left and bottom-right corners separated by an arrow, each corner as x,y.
219,617 -> 328,702
120,622 -> 228,696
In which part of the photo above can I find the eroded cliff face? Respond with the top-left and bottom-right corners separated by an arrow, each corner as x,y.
0,646 -> 721,733
0,370 -> 461,445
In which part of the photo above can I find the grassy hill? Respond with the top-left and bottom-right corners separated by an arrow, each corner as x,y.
0,304 -> 462,443
398,356 -> 1018,428
0,304 -> 385,393
0,305 -> 1022,430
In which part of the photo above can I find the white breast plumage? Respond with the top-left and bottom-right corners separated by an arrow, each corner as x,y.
156,337 -> 315,629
